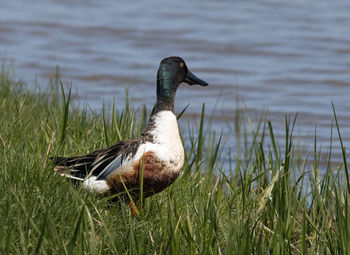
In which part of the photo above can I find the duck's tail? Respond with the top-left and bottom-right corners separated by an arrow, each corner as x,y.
50,156 -> 95,181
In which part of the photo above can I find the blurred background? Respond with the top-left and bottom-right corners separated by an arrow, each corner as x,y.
1,0 -> 349,163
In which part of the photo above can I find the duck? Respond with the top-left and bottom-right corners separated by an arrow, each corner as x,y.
51,56 -> 208,213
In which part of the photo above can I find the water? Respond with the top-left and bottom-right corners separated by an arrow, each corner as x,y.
1,0 -> 350,165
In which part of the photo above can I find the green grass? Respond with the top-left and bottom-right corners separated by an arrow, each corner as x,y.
0,66 -> 349,254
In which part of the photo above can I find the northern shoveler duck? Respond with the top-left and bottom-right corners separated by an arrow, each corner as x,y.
51,56 -> 208,212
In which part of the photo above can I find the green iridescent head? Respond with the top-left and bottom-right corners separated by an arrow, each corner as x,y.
155,56 -> 208,112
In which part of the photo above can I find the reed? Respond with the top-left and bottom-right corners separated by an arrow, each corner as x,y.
0,67 -> 348,254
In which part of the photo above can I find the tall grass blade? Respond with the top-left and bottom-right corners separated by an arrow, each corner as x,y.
67,206 -> 85,254
177,103 -> 190,120
119,175 -> 139,215
268,120 -> 280,167
196,103 -> 205,172
59,81 -> 71,146
34,211 -> 48,255
331,101 -> 349,195
139,155 -> 145,210
84,205 -> 97,255
102,101 -> 109,145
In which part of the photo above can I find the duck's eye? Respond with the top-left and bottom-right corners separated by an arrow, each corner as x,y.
179,63 -> 185,68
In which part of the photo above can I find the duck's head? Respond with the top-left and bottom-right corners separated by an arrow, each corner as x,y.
156,56 -> 208,112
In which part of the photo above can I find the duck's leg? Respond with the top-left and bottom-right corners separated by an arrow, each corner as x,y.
128,200 -> 139,215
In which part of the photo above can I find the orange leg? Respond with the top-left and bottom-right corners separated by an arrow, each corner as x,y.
128,201 -> 139,215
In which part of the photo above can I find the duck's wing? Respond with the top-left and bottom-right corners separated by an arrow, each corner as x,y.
51,136 -> 144,181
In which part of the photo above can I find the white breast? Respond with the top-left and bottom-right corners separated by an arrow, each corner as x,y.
129,111 -> 185,173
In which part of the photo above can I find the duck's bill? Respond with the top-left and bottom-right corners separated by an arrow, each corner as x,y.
185,71 -> 209,86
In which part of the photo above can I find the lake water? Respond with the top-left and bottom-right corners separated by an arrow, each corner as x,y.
1,0 -> 350,166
